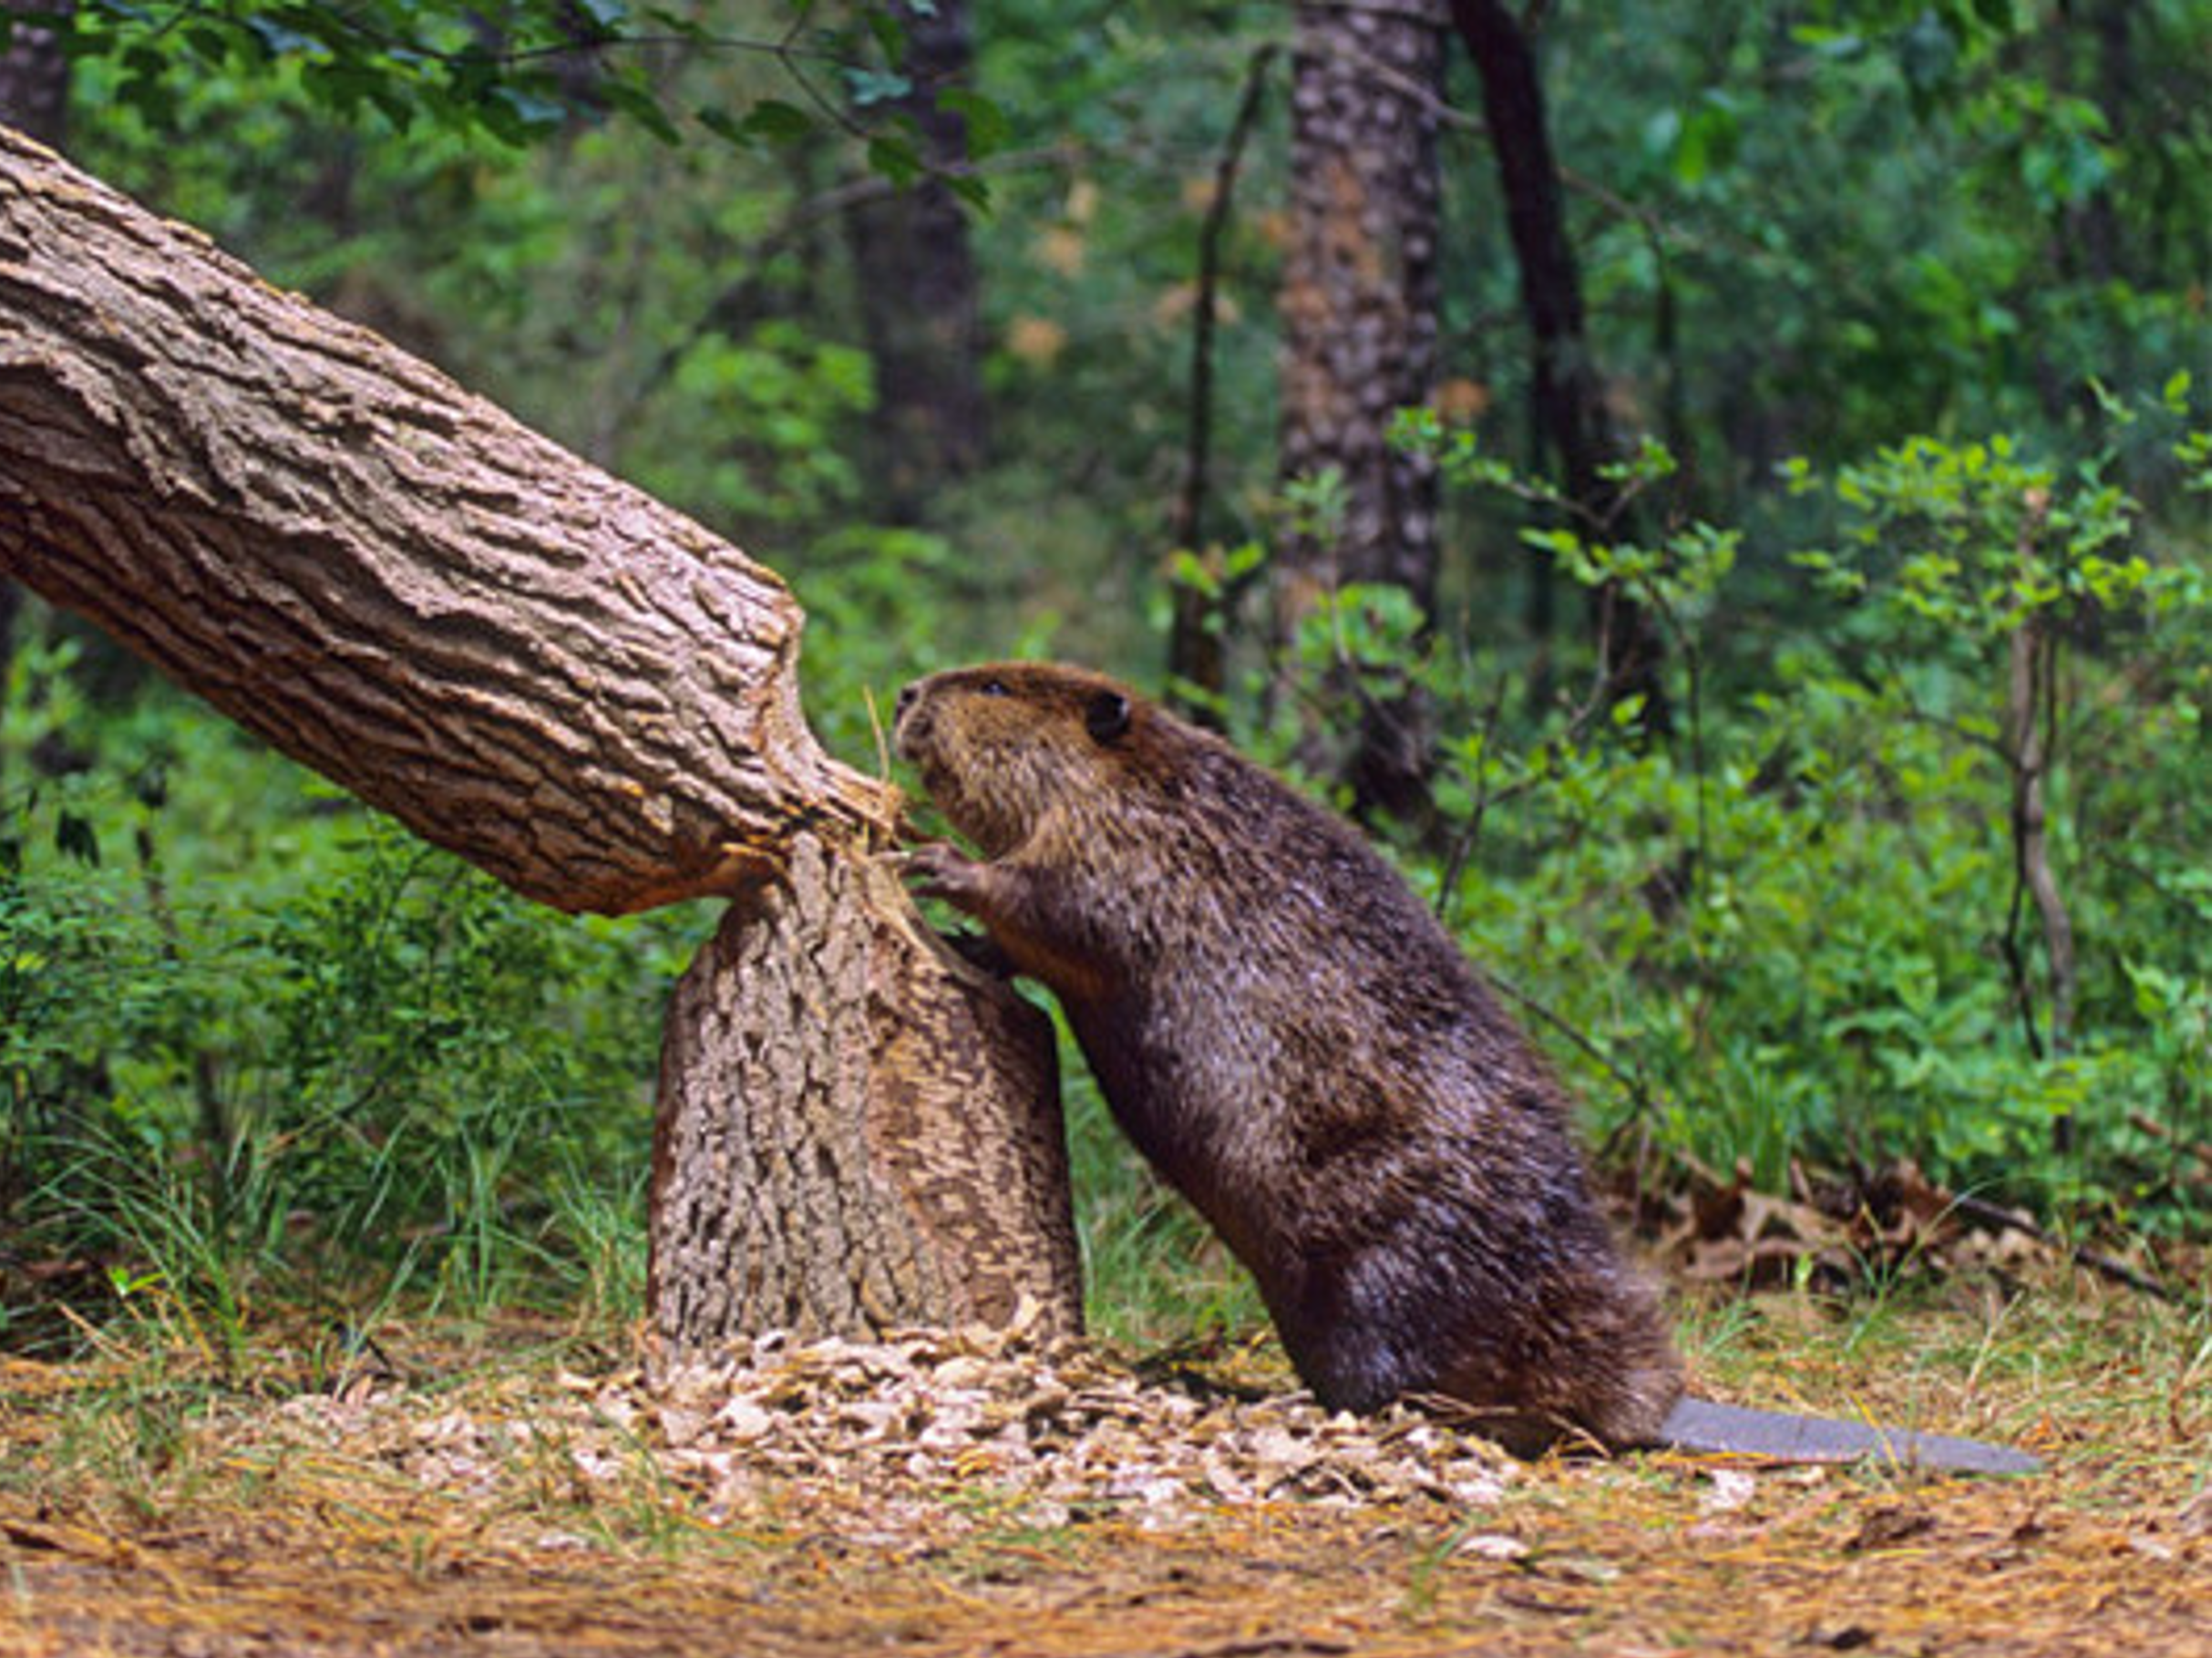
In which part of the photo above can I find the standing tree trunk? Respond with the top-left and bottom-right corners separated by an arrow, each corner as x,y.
1450,0 -> 1670,733
0,125 -> 1081,1355
1275,0 -> 1446,817
653,837 -> 1073,1342
843,0 -> 987,524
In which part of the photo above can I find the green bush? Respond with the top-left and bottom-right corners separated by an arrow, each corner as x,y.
2,623 -> 685,1352
1336,394 -> 2212,1239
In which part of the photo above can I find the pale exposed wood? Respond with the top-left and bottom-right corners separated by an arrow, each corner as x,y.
0,125 -> 884,915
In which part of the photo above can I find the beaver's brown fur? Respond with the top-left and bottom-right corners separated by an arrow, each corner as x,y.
892,660 -> 1683,1448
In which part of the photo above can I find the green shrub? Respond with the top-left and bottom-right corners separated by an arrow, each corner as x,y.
1335,394 -> 2212,1239
2,622 -> 684,1350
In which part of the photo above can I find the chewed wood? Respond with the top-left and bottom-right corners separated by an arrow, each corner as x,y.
649,834 -> 1082,1354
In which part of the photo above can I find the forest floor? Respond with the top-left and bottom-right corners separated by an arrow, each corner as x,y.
0,1279 -> 2205,1657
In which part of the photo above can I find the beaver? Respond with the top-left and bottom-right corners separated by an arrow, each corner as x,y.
893,661 -> 2037,1472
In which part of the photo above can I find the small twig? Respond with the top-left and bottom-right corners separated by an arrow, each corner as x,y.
1946,1193 -> 2172,1302
2126,1111 -> 2212,1178
1296,12 -> 1479,135
1995,906 -> 2045,1061
862,684 -> 894,791
1555,161 -> 1771,267
1481,969 -> 1654,1120
1168,44 -> 1279,712
1434,674 -> 1510,924
2000,490 -> 2075,1151
1172,43 -> 1279,557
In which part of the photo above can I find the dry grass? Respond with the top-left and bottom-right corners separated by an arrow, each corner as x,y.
1,1272 -> 2206,1656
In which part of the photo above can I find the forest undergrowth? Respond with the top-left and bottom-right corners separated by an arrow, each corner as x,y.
5,5 -> 2211,1650
3,407 -> 2208,1650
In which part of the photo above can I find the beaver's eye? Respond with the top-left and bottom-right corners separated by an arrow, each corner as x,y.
979,679 -> 1010,697
1085,690 -> 1132,745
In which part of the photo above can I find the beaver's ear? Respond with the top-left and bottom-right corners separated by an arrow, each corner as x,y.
1085,689 -> 1132,746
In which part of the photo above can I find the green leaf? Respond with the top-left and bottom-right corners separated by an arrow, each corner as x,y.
571,0 -> 631,34
944,171 -> 992,211
1167,549 -> 1217,597
740,99 -> 816,145
696,106 -> 750,147
937,87 -> 1010,160
866,5 -> 908,68
867,134 -> 924,188
845,67 -> 912,108
596,76 -> 681,145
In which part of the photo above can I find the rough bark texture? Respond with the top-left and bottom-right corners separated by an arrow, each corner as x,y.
652,835 -> 1078,1353
0,127 -> 1085,1349
1279,0 -> 1445,608
843,0 -> 987,523
0,124 -> 878,917
1277,0 -> 1446,814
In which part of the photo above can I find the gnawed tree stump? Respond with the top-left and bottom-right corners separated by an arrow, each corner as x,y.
0,124 -> 1082,1350
653,837 -> 1075,1349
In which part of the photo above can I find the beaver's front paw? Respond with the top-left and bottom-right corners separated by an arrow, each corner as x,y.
897,841 -> 990,912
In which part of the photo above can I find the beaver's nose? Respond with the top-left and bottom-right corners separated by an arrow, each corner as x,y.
894,682 -> 921,721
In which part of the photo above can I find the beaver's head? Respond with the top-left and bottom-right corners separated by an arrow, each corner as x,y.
893,662 -> 1151,859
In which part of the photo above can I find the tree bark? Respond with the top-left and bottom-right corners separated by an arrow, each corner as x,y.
0,1 -> 68,711
0,125 -> 1083,1348
0,123 -> 872,919
652,835 -> 1076,1352
1450,0 -> 1670,733
1276,0 -> 1446,814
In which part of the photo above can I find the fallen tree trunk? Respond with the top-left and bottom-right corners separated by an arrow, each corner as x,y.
0,126 -> 863,918
0,124 -> 1082,1353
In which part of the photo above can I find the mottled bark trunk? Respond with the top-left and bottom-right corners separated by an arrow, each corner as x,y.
652,836 -> 1077,1353
844,0 -> 987,523
0,127 -> 1082,1348
1277,0 -> 1445,815
1451,0 -> 1670,733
